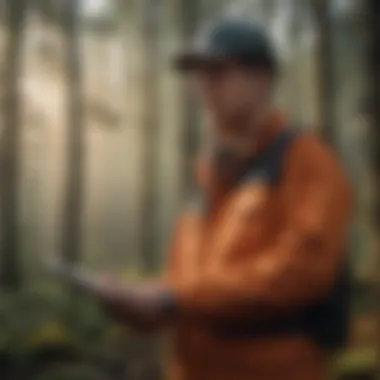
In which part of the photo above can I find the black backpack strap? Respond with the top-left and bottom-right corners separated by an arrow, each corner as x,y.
187,128 -> 299,213
239,128 -> 299,186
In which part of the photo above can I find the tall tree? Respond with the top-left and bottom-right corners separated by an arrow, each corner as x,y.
290,0 -> 306,124
179,0 -> 200,195
33,0 -> 59,24
0,0 -> 27,290
313,0 -> 336,143
60,0 -> 85,265
135,0 -> 161,273
367,0 -> 380,374
261,0 -> 276,21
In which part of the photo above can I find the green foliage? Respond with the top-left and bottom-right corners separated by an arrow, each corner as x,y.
0,271 -> 164,380
332,348 -> 376,380
30,364 -> 108,380
0,287 -> 133,378
351,281 -> 375,316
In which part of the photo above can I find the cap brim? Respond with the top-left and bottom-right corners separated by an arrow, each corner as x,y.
173,51 -> 227,72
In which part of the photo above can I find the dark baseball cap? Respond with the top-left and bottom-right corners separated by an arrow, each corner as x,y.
173,19 -> 278,74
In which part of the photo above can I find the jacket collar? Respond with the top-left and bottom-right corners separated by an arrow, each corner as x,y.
196,111 -> 288,199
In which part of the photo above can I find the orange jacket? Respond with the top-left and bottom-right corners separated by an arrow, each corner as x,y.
164,114 -> 354,380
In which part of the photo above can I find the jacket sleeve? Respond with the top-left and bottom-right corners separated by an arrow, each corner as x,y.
172,138 -> 354,321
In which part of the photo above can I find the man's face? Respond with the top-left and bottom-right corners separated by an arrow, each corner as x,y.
190,63 -> 270,125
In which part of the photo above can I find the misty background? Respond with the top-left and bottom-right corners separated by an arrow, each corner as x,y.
0,0 -> 378,379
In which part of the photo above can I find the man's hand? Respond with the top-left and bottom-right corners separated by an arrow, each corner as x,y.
43,261 -> 175,333
98,278 -> 176,333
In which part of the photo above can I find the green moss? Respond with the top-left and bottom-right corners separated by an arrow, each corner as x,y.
332,348 -> 377,377
32,364 -> 108,380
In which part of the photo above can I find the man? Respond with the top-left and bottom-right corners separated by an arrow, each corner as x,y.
100,20 -> 354,380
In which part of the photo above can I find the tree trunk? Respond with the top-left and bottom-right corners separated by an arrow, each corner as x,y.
261,0 -> 276,21
179,0 -> 200,196
367,0 -> 380,375
290,0 -> 304,124
135,0 -> 161,274
60,0 -> 85,265
313,0 -> 336,143
0,0 -> 27,290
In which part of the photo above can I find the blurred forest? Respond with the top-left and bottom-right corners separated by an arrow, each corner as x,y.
0,0 -> 378,379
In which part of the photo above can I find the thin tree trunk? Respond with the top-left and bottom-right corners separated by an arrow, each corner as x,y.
138,0 -> 161,274
367,0 -> 380,375
261,0 -> 276,21
179,0 -> 200,196
0,0 -> 27,290
313,0 -> 336,143
60,0 -> 85,265
290,0 -> 303,123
